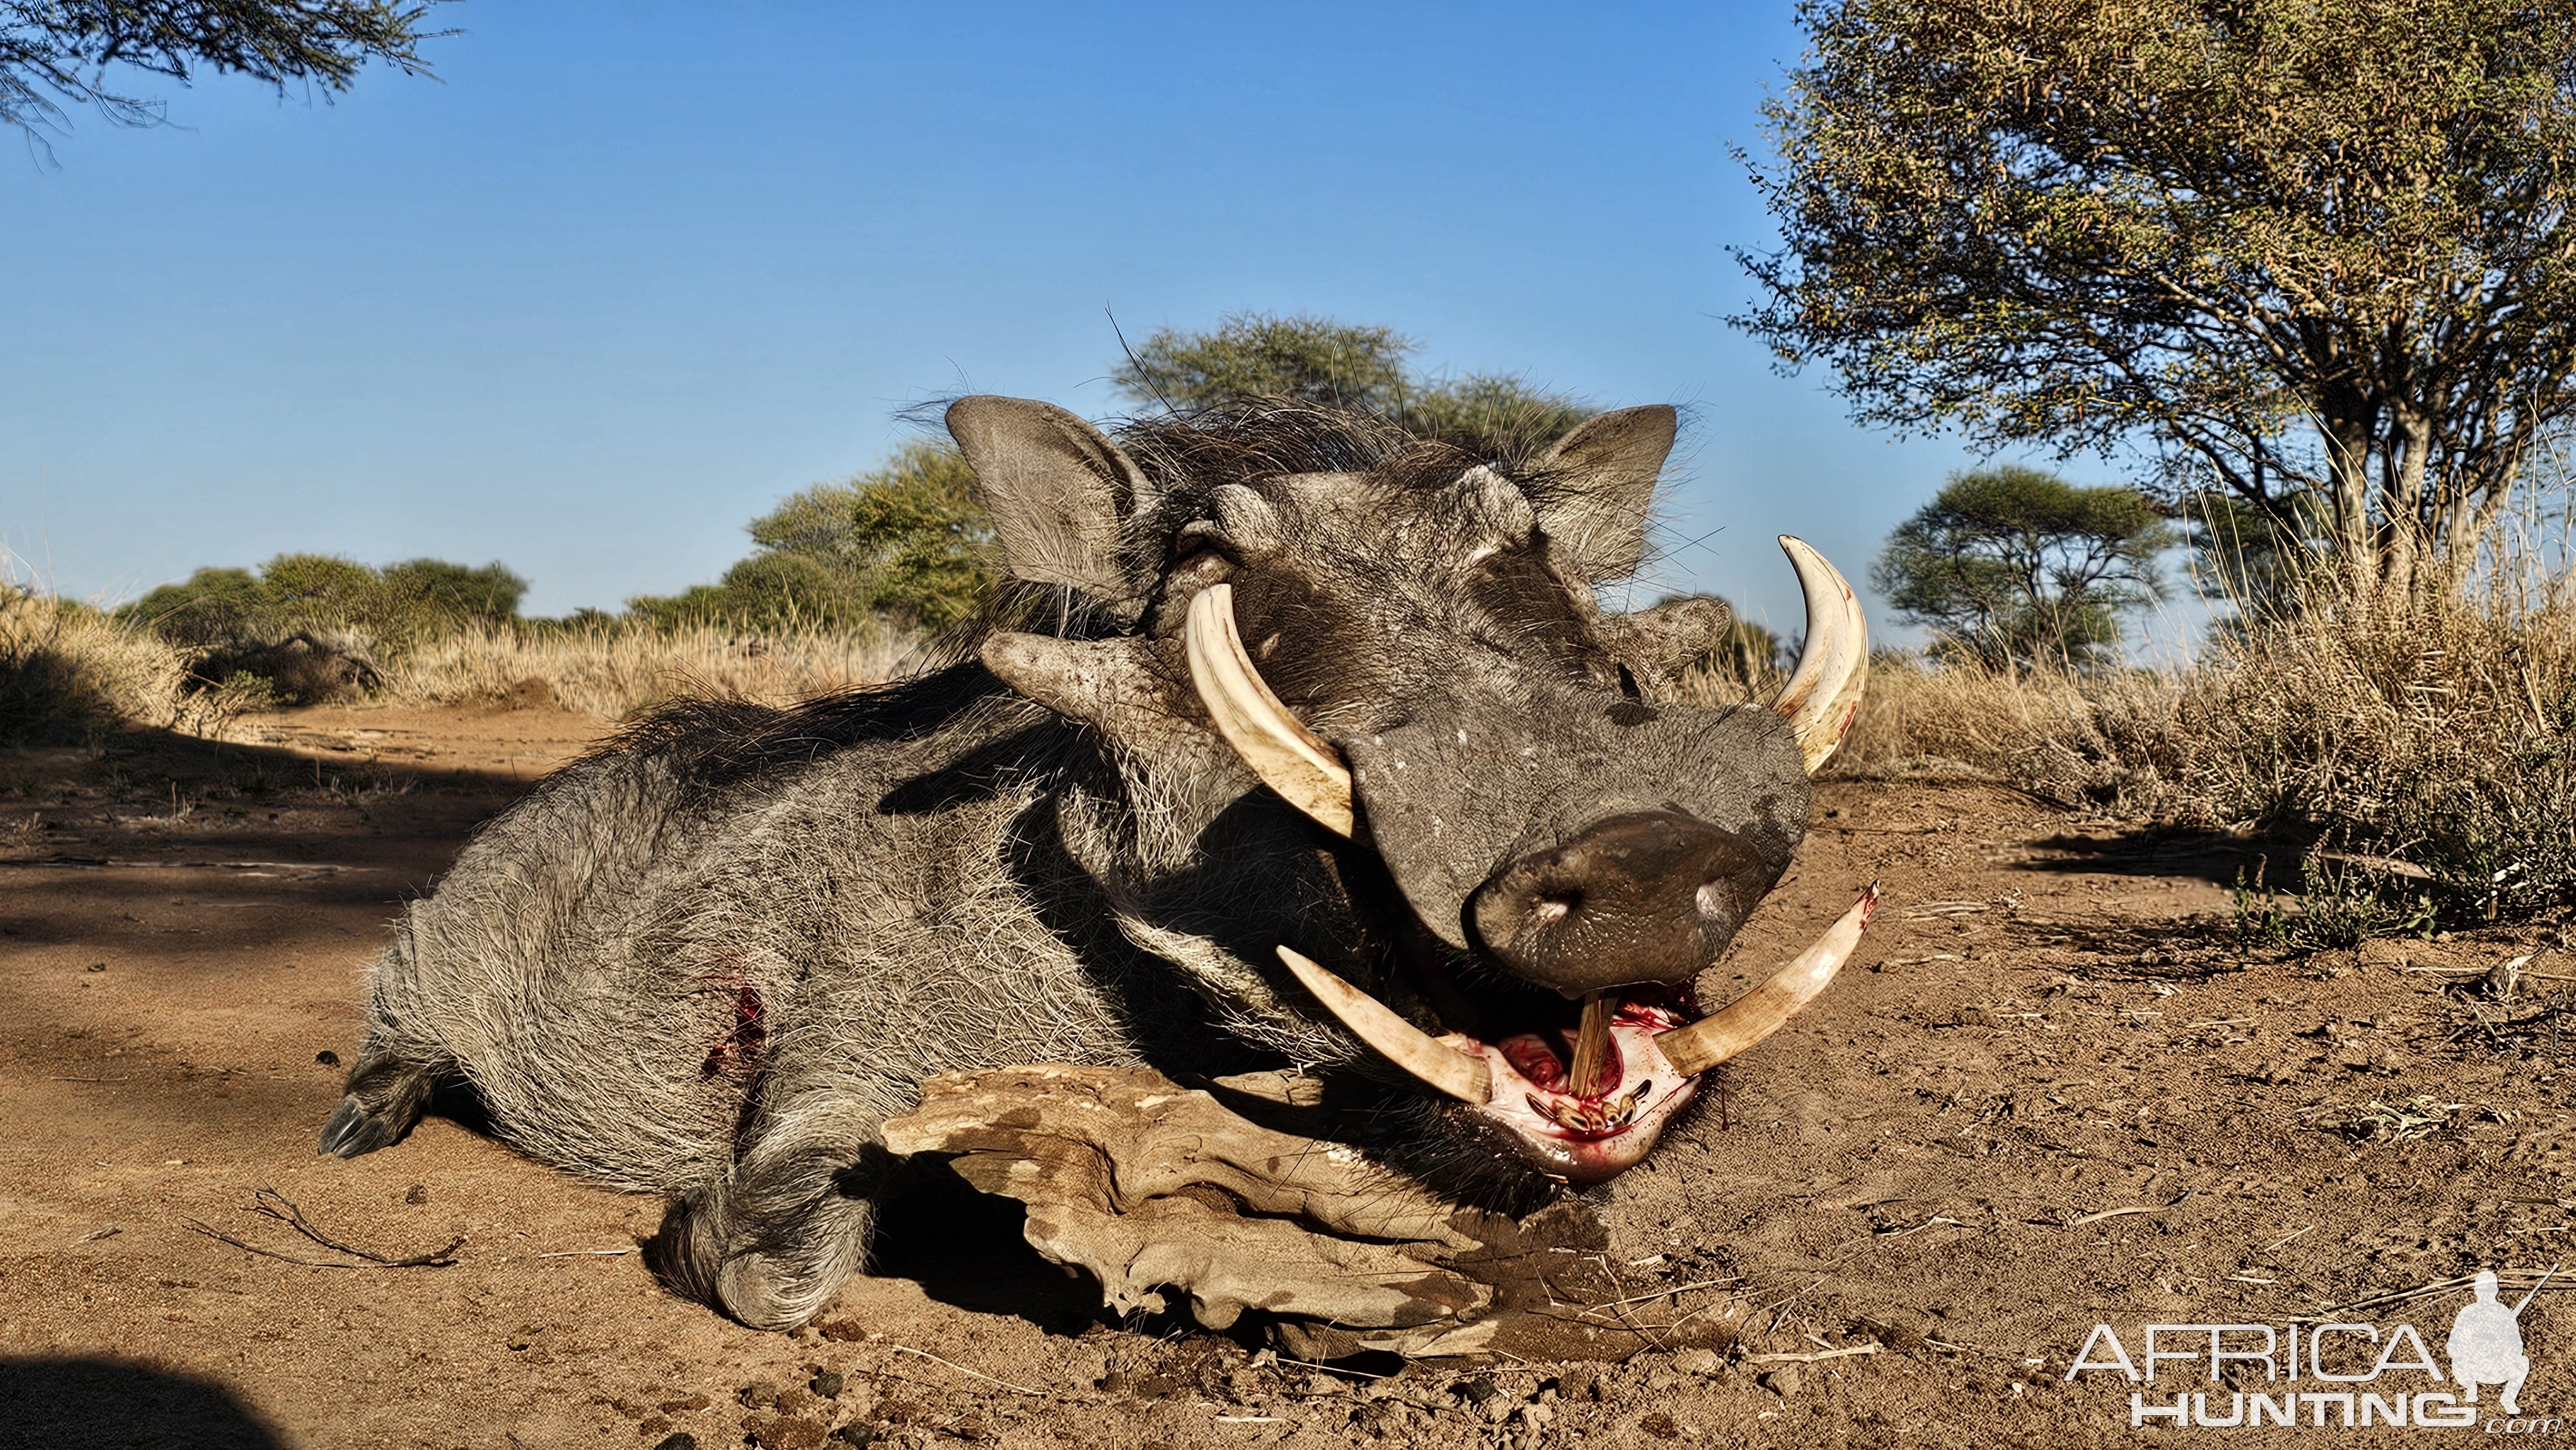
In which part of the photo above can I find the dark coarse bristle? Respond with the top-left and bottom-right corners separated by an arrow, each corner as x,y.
1113,395 -> 1593,515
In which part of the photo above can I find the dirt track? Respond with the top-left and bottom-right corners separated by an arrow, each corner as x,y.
5,703 -> 2573,1448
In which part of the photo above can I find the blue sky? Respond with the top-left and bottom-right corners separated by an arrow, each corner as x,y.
0,0 -> 2117,639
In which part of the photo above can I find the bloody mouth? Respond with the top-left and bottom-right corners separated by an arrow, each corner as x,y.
1423,977 -> 1707,1185
1278,887 -> 1878,1187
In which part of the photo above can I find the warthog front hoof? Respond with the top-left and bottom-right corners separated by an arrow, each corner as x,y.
314,1053 -> 434,1158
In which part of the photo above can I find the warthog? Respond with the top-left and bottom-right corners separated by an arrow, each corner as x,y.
317,396 -> 1871,1330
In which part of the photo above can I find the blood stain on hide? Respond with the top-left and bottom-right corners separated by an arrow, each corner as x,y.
701,986 -> 767,1078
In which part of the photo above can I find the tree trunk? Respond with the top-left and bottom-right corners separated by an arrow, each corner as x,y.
2379,405 -> 2434,610
2319,406 -> 2382,613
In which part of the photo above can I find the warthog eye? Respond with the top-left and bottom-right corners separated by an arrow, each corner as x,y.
1166,539 -> 1235,594
1172,520 -> 1233,560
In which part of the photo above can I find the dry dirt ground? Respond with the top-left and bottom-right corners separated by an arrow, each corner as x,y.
5,702 -> 2575,1449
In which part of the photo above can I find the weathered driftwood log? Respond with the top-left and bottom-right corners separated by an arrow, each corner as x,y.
880,1064 -> 1709,1361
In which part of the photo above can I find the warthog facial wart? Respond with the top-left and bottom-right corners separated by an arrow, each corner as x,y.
314,395 -> 1875,1329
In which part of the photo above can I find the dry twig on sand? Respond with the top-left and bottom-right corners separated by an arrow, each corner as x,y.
2049,1186 -> 2197,1228
885,1345 -> 1044,1397
182,1186 -> 462,1268
1745,1342 -> 1882,1364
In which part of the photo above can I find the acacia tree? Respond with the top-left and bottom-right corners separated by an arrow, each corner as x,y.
1737,0 -> 2576,613
1113,314 -> 1415,414
1113,312 -> 1594,460
742,440 -> 998,630
1872,467 -> 2175,668
3,1 -> 445,144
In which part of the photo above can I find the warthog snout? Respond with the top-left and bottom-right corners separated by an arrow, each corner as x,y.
1470,809 -> 1775,995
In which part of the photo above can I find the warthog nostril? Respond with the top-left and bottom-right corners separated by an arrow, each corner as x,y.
1472,810 -> 1773,995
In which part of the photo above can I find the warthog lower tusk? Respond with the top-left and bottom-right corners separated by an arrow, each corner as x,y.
1770,536 -> 1870,775
1654,885 -> 1879,1078
1185,583 -> 1356,836
1276,945 -> 1493,1104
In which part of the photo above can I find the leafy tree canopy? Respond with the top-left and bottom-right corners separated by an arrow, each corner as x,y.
1112,312 -> 1595,461
1114,314 -> 1415,415
4,1 -> 447,147
1739,0 -> 2576,612
627,442 -> 999,632
1872,467 -> 2175,668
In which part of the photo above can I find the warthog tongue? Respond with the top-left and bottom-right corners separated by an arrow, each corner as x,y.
1275,885 -> 1879,1183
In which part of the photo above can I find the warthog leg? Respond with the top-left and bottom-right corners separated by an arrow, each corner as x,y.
315,1043 -> 440,1159
643,1090 -> 891,1331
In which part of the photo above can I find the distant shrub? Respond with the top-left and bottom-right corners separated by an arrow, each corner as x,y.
1111,312 -> 1595,462
627,442 -> 999,633
127,554 -> 524,649
119,554 -> 526,703
127,566 -> 268,649
379,558 -> 529,623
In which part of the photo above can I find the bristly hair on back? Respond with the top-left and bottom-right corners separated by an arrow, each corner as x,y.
1116,397 -> 1435,487
1114,394 -> 1579,499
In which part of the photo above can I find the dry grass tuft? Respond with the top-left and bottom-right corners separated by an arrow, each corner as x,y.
380,622 -> 925,719
1822,654 -> 2132,786
1806,522 -> 2576,928
1679,644 -> 2143,789
3,585 -> 927,747
1,588 -> 209,744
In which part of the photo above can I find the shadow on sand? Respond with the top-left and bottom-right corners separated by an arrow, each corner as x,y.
0,1358 -> 285,1450
2014,822 -> 2291,888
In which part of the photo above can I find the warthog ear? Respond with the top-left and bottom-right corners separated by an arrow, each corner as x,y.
947,397 -> 1157,613
1529,405 -> 1678,583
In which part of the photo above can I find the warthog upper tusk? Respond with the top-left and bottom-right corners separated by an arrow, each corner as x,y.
1770,536 -> 1870,775
1276,945 -> 1493,1104
1655,885 -> 1878,1078
1184,583 -> 1357,837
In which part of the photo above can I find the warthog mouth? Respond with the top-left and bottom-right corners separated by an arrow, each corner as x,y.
1180,534 -> 1879,1184
1278,889 -> 1877,1183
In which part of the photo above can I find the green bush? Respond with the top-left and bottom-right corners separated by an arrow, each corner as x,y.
123,554 -> 526,652
627,441 -> 998,633
126,566 -> 268,649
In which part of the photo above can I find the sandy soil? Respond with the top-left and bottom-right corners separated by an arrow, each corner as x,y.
4,702 -> 2573,1448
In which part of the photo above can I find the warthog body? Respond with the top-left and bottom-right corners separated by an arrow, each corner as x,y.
319,397 -> 1870,1329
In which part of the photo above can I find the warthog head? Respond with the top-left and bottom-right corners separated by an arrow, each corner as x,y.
954,396 -> 1870,1186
